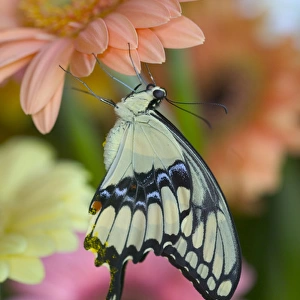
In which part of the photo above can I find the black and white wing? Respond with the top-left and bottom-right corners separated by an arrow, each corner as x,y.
84,112 -> 241,300
153,111 -> 241,300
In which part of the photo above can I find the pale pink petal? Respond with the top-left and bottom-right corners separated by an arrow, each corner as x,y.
179,0 -> 197,2
137,29 -> 165,63
0,28 -> 54,43
160,0 -> 182,18
32,81 -> 64,134
0,0 -> 20,28
104,12 -> 138,49
232,260 -> 256,299
117,0 -> 170,28
74,18 -> 108,54
70,51 -> 96,77
152,15 -> 205,48
0,55 -> 32,82
21,38 -> 74,114
0,40 -> 47,68
98,47 -> 141,75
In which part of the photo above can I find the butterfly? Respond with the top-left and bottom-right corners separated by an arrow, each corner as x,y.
83,81 -> 241,300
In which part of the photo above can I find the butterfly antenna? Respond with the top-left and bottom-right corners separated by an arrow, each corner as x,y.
92,54 -> 135,92
167,98 -> 228,114
59,65 -> 117,108
166,99 -> 212,129
145,63 -> 157,86
127,43 -> 147,86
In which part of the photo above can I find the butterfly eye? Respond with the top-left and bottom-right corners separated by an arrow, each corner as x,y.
153,89 -> 166,100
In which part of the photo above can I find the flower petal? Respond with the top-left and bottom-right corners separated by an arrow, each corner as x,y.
117,0 -> 170,28
152,15 -> 205,48
0,234 -> 27,255
104,12 -> 138,49
48,230 -> 78,252
98,47 -> 141,75
0,0 -> 21,29
0,28 -> 54,43
0,137 -> 54,200
0,261 -> 9,282
0,55 -> 32,83
70,51 -> 96,77
22,234 -> 56,256
31,80 -> 64,134
160,0 -> 182,18
20,38 -> 73,115
7,257 -> 44,284
0,40 -> 47,68
74,18 -> 108,54
137,29 -> 165,63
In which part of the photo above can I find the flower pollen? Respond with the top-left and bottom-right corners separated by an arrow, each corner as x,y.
19,0 -> 121,36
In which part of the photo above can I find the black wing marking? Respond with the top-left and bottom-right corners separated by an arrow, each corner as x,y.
152,110 -> 242,300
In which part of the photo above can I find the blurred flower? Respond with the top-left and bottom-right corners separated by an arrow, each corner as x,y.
238,0 -> 300,46
0,0 -> 204,134
0,137 -> 93,284
177,0 -> 300,213
7,234 -> 255,300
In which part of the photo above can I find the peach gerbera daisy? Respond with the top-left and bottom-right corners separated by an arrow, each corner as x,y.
0,0 -> 204,134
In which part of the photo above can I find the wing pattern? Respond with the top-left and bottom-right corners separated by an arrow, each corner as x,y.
84,113 -> 241,300
153,111 -> 241,300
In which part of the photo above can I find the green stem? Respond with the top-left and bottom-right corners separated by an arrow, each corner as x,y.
167,50 -> 204,152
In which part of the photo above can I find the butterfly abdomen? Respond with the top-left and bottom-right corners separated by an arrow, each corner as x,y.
103,119 -> 129,171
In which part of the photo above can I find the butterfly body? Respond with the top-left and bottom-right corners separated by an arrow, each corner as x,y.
84,84 -> 241,300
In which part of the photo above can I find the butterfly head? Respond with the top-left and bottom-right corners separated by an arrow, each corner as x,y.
146,84 -> 167,109
116,84 -> 167,119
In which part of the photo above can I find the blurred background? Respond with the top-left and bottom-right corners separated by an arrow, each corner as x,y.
1,0 -> 300,299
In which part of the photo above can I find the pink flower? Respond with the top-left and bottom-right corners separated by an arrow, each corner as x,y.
7,234 -> 255,300
0,0 -> 204,134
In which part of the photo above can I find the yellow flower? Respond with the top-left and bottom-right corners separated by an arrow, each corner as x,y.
0,137 -> 93,284
0,0 -> 204,134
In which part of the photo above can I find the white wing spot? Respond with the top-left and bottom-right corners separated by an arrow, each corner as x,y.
217,211 -> 236,275
169,254 -> 175,260
192,221 -> 204,249
107,206 -> 131,254
181,210 -> 193,237
217,280 -> 232,297
203,213 -> 217,263
212,231 -> 224,280
177,186 -> 190,212
126,210 -> 146,251
185,251 -> 198,268
197,263 -> 209,279
94,206 -> 116,243
145,203 -> 163,243
207,276 -> 216,291
161,186 -> 180,235
174,237 -> 187,257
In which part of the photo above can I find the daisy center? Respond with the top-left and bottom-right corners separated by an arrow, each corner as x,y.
19,0 -> 121,36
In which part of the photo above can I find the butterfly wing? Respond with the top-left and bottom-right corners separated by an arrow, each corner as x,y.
84,115 -> 190,300
84,112 -> 241,300
152,111 -> 241,300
